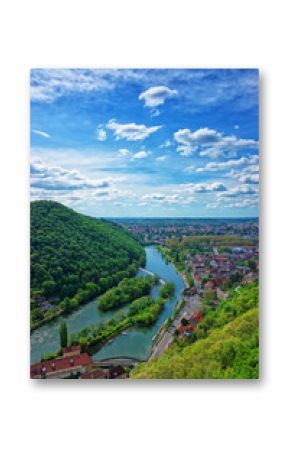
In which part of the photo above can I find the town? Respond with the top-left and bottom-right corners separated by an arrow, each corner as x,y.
31,218 -> 258,379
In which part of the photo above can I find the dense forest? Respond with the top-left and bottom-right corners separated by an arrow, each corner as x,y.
131,282 -> 259,379
30,201 -> 145,327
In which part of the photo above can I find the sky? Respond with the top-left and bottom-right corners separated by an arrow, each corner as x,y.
30,69 -> 259,218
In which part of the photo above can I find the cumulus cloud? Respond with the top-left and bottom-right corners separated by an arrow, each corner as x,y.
197,155 -> 259,172
227,162 -> 259,184
32,129 -> 50,139
132,150 -> 150,159
239,173 -> 259,184
139,86 -> 178,108
219,184 -> 258,198
174,127 -> 258,157
96,127 -> 107,141
184,182 -> 228,193
118,148 -> 131,157
30,159 -> 109,191
107,119 -> 161,141
30,69 -> 258,113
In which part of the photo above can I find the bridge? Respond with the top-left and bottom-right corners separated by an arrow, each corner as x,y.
92,356 -> 144,368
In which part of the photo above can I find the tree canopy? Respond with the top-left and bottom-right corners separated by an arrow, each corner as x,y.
30,201 -> 145,326
131,282 -> 259,379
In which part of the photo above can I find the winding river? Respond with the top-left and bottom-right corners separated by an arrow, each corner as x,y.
30,246 -> 185,364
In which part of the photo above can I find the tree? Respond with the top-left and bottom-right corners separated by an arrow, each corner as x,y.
42,279 -> 57,298
181,317 -> 189,326
79,336 -> 87,353
248,260 -> 257,271
60,320 -> 68,348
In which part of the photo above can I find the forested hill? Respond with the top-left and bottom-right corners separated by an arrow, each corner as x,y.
131,282 -> 259,379
30,201 -> 145,326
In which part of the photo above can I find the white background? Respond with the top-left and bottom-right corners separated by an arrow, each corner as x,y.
0,1 -> 289,448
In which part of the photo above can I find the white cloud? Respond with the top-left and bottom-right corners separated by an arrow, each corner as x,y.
96,127 -> 107,141
184,164 -> 196,173
156,155 -> 167,162
197,155 -> 259,172
223,198 -> 259,208
151,109 -> 161,117
118,148 -> 131,157
133,150 -> 150,159
219,184 -> 258,198
228,163 -> 259,184
30,69 -> 258,114
30,159 -> 109,191
30,69 -> 117,102
207,196 -> 258,210
239,173 -> 259,184
174,127 -> 258,157
32,129 -> 50,139
184,182 -> 227,193
142,192 -> 195,205
159,139 -> 172,148
107,119 -> 161,141
139,85 -> 178,108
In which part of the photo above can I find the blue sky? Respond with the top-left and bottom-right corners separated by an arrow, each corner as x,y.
30,69 -> 259,218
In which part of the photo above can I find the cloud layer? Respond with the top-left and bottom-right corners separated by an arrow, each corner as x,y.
174,127 -> 258,157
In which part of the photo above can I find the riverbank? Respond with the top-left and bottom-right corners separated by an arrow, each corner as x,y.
31,246 -> 185,364
31,262 -> 143,333
157,246 -> 190,288
148,246 -> 197,360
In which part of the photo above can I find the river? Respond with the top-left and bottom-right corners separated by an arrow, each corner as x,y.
30,246 -> 185,364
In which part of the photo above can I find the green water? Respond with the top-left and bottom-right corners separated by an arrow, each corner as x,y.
30,246 -> 184,363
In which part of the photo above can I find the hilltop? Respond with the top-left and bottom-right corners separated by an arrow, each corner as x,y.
30,201 -> 145,327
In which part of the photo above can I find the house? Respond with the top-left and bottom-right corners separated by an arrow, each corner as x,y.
30,352 -> 93,379
107,365 -> 127,379
62,345 -> 81,357
204,280 -> 216,290
177,324 -> 195,337
243,272 -> 257,284
189,310 -> 204,325
80,368 -> 107,379
193,274 -> 202,288
40,301 -> 52,312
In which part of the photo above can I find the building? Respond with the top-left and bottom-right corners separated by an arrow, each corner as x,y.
30,345 -> 93,379
177,324 -> 195,337
107,365 -> 127,379
80,368 -> 108,379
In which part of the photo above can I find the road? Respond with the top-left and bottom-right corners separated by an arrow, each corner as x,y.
149,293 -> 202,360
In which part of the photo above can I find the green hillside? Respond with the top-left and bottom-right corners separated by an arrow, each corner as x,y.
131,283 -> 259,379
30,201 -> 145,326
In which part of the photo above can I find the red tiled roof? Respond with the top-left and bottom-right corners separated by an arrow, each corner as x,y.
177,324 -> 195,336
80,369 -> 107,379
62,345 -> 81,354
204,280 -> 215,289
189,310 -> 204,322
31,353 -> 92,377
